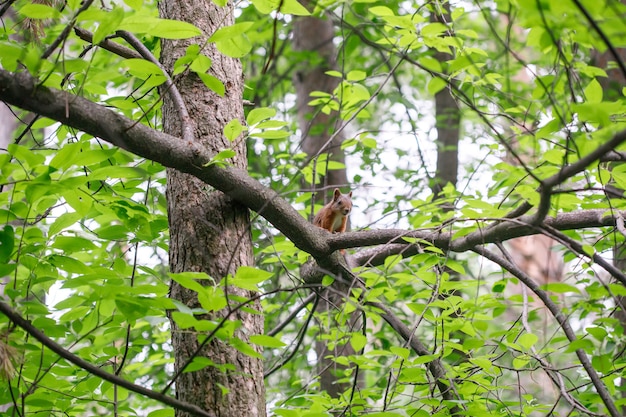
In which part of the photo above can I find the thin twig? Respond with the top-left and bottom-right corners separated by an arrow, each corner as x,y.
116,30 -> 195,142
42,0 -> 95,60
74,27 -> 141,59
0,300 -> 215,417
264,294 -> 319,378
474,245 -> 620,417
267,293 -> 316,337
570,0 -> 626,81
495,242 -> 601,416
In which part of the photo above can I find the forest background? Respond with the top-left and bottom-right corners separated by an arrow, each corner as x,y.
1,0 -> 626,416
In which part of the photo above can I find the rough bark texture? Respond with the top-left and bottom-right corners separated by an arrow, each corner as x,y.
430,3 -> 459,197
158,2 -> 265,416
293,9 -> 348,193
293,4 -> 355,399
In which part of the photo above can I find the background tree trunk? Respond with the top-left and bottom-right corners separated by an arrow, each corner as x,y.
592,31 -> 626,416
159,1 -> 265,416
292,4 -> 355,399
430,2 -> 459,197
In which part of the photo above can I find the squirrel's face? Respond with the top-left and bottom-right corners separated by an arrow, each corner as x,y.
334,201 -> 351,216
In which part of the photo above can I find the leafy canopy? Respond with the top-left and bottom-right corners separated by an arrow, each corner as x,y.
1,0 -> 626,416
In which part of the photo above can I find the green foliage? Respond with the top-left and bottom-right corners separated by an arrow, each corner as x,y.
2,0 -> 626,416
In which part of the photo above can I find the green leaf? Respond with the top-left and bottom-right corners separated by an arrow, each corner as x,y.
115,296 -> 149,321
212,149 -> 236,163
0,225 -> 14,263
428,77 -> 447,95
230,266 -> 273,292
18,3 -> 61,19
585,326 -> 607,341
422,22 -> 448,36
147,409 -> 174,417
250,0 -> 275,14
418,56 -> 442,72
170,272 -> 213,294
185,357 -> 215,372
49,212 -> 83,236
512,355 -> 529,369
250,334 -> 286,348
469,357 -> 492,370
390,346 -> 410,360
215,36 -> 252,58
51,236 -> 97,253
198,287 -> 227,312
121,58 -> 165,78
224,119 -> 246,141
197,73 -> 225,96
230,338 -> 263,358
88,166 -> 147,181
541,282 -> 581,294
48,255 -> 92,274
565,338 -> 594,353
278,0 -> 310,15
120,16 -> 202,39
50,142 -> 80,170
247,107 -> 276,125
210,22 -> 254,41
370,6 -> 394,17
584,78 -> 603,104
350,333 -> 367,351
93,7 -> 125,44
592,353 -> 612,374
249,0 -> 309,15
346,70 -> 366,81
189,54 -> 212,73
517,333 -> 538,350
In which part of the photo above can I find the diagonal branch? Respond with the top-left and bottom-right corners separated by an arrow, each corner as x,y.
116,30 -> 195,143
473,245 -> 620,417
0,300 -> 215,417
74,27 -> 142,59
2,68 -> 626,282
0,68 -> 327,258
529,129 -> 626,225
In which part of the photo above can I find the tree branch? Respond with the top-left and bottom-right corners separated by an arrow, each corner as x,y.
2,68 -> 626,285
0,300 -> 215,417
116,30 -> 195,142
340,208 -> 626,256
74,27 -> 142,59
0,69 -> 328,259
473,245 -> 620,417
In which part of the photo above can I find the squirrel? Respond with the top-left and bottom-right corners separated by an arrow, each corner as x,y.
313,188 -> 353,240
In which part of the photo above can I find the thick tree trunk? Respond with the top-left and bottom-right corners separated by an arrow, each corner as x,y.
159,2 -> 265,416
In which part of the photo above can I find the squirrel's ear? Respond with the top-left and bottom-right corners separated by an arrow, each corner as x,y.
333,188 -> 341,199
348,191 -> 352,198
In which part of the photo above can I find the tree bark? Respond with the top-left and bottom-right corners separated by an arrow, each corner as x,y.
430,3 -> 459,197
158,1 -> 265,416
293,9 -> 348,194
293,4 -> 355,399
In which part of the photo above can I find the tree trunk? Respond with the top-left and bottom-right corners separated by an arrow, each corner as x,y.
293,5 -> 355,399
159,2 -> 265,416
293,9 -> 348,194
430,3 -> 459,196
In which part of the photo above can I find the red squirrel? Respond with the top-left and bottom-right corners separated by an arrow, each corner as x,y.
313,188 -> 353,238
